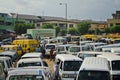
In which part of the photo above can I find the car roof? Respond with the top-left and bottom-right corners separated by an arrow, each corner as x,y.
78,51 -> 110,55
56,54 -> 82,61
80,57 -> 109,71
0,57 -> 11,60
97,54 -> 120,61
8,67 -> 45,76
0,51 -> 16,55
17,58 -> 42,63
21,53 -> 42,58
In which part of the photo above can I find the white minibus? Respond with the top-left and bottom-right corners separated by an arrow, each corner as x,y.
6,67 -> 52,80
97,54 -> 120,80
55,54 -> 82,80
76,57 -> 111,80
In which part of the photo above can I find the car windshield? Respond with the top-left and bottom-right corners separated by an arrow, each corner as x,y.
83,54 -> 95,58
58,46 -> 65,51
70,47 -> 80,52
9,75 -> 44,80
64,61 -> 82,71
18,62 -> 42,67
112,60 -> 120,70
46,45 -> 55,49
77,71 -> 110,80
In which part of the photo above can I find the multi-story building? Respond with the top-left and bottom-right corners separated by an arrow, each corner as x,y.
35,16 -> 80,29
107,11 -> 120,27
0,13 -> 26,31
10,13 -> 41,24
90,21 -> 107,31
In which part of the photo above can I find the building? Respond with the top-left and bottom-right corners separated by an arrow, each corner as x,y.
35,16 -> 80,29
10,13 -> 41,24
90,21 -> 107,31
107,11 -> 120,27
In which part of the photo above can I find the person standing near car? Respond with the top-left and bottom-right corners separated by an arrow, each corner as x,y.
54,61 -> 60,80
50,48 -> 54,61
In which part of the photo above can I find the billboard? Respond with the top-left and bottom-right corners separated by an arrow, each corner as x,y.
27,29 -> 56,39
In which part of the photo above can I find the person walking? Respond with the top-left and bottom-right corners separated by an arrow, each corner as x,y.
54,61 -> 60,80
50,48 -> 54,61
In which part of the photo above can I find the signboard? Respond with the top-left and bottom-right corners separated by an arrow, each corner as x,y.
27,29 -> 56,39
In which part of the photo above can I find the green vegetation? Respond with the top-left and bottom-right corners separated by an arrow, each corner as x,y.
14,23 -> 35,35
77,22 -> 90,35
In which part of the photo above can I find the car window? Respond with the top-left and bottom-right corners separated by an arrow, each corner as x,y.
6,60 -> 11,68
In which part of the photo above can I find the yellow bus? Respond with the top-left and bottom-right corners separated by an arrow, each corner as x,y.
12,39 -> 39,54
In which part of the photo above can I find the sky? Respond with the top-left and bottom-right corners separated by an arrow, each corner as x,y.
0,0 -> 120,21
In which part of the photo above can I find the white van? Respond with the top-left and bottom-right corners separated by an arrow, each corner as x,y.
6,67 -> 52,80
45,43 -> 57,56
0,63 -> 5,80
21,52 -> 43,59
97,54 -> 120,80
0,57 -> 13,75
77,51 -> 109,60
94,43 -> 120,52
102,47 -> 120,53
76,57 -> 111,80
55,54 -> 82,80
17,58 -> 48,68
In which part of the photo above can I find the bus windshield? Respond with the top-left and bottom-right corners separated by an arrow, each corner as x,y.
77,71 -> 110,80
112,60 -> 120,70
64,61 -> 82,71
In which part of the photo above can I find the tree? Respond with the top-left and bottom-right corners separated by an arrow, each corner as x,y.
41,24 -> 54,29
54,26 -> 60,36
61,29 -> 66,36
110,25 -> 120,33
95,28 -> 101,35
77,22 -> 90,35
68,28 -> 78,35
103,27 -> 110,34
14,23 -> 35,35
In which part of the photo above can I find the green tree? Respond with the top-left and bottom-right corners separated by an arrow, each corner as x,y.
68,28 -> 78,35
14,23 -> 35,35
54,26 -> 60,36
103,27 -> 110,34
77,22 -> 90,35
110,25 -> 120,33
95,28 -> 101,35
41,24 -> 54,29
61,29 -> 66,36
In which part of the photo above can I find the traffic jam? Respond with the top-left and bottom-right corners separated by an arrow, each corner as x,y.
0,35 -> 120,80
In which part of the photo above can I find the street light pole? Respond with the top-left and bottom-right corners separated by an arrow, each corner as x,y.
60,3 -> 68,36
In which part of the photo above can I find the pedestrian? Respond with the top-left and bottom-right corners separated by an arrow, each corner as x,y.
35,45 -> 40,52
54,61 -> 60,80
50,48 -> 54,61
41,47 -> 45,58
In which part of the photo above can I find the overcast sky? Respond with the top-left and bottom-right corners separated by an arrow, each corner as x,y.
0,0 -> 120,21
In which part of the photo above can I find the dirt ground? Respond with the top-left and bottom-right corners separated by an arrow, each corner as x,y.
43,58 -> 55,74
